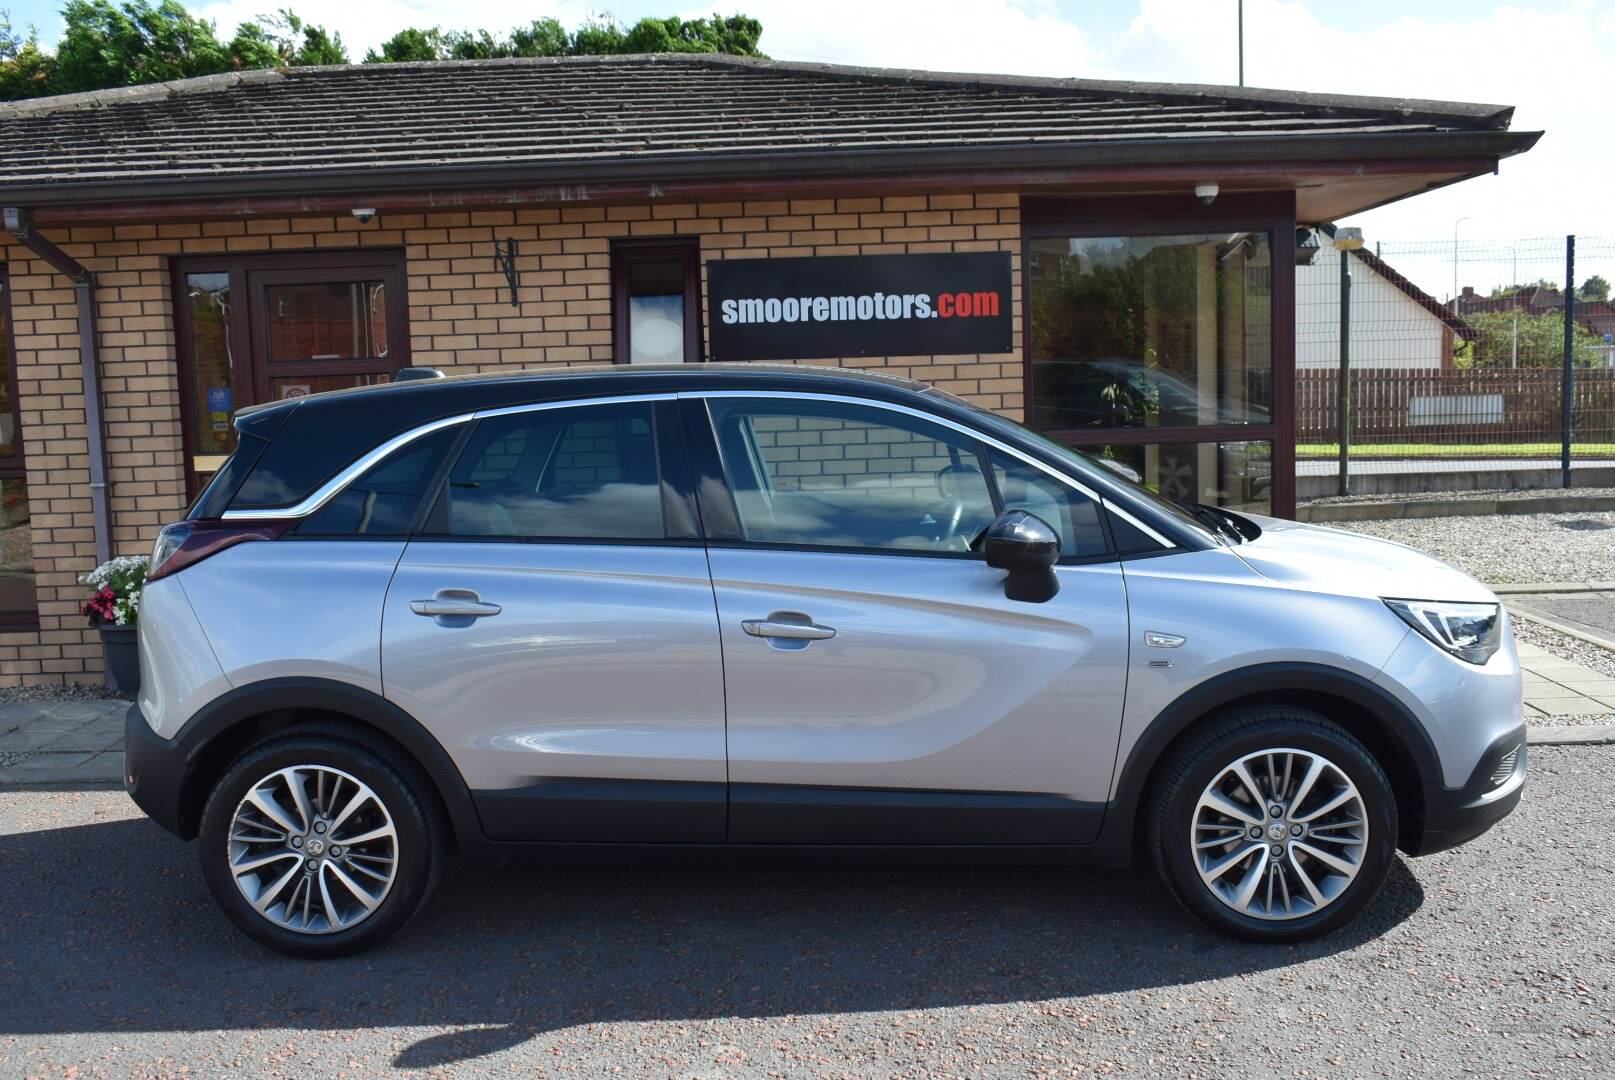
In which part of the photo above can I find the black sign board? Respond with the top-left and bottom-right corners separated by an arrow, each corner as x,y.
707,252 -> 1013,362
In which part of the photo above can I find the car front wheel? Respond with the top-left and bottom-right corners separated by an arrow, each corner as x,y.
198,729 -> 443,957
1150,706 -> 1398,942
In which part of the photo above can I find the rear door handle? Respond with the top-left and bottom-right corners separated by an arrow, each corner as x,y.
411,588 -> 502,621
741,612 -> 836,641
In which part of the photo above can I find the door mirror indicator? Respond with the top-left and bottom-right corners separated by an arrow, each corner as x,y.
984,510 -> 1061,603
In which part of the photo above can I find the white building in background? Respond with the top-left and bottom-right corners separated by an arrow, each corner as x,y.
1295,230 -> 1475,370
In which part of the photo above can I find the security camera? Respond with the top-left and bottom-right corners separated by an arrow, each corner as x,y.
351,208 -> 377,224
1194,183 -> 1219,206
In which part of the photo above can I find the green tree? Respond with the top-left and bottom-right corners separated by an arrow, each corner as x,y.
0,12 -> 56,99
52,0 -> 232,93
507,18 -> 569,57
364,26 -> 444,62
253,9 -> 348,66
1458,310 -> 1605,368
1579,275 -> 1611,302
0,7 -> 758,101
0,2 -> 347,100
364,11 -> 765,63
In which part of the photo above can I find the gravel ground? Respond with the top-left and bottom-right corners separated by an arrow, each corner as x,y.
1336,510 -> 1615,584
1,750 -> 1608,1078
0,682 -> 122,704
1302,485 -> 1615,508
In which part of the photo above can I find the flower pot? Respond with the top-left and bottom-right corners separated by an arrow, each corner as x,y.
98,624 -> 140,699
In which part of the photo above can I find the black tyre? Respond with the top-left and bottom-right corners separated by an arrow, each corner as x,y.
198,728 -> 443,958
1149,705 -> 1397,942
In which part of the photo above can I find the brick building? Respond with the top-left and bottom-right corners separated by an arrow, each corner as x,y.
0,54 -> 1537,684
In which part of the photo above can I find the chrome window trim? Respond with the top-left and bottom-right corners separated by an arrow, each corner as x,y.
686,390 -> 1175,550
221,393 -> 677,521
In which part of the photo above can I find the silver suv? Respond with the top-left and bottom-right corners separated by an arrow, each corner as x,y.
125,366 -> 1526,957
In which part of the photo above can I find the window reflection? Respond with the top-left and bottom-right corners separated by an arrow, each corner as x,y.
1028,233 -> 1272,432
186,272 -> 236,458
711,402 -> 999,554
1090,441 -> 1272,515
444,404 -> 665,540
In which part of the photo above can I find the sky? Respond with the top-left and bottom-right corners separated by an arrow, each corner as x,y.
5,0 -> 1612,297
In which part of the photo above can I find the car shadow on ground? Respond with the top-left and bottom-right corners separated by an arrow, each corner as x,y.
0,815 -> 1425,1068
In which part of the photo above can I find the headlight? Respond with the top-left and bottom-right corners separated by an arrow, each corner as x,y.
1384,599 -> 1503,665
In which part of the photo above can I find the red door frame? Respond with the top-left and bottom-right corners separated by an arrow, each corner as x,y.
1020,192 -> 1298,519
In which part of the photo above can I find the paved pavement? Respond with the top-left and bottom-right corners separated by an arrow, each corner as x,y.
0,698 -> 126,787
1,745 -> 1608,1076
1516,638 -> 1615,719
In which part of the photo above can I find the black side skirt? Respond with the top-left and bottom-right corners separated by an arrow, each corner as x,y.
472,780 -> 1104,846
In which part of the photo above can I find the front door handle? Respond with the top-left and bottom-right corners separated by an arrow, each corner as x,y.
411,588 -> 502,621
741,612 -> 836,641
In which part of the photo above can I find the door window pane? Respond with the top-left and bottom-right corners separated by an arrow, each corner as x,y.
1089,440 -> 1272,515
265,280 -> 389,361
439,403 -> 664,540
625,258 -> 687,364
987,450 -> 1108,558
1028,233 -> 1272,432
709,400 -> 996,553
268,373 -> 392,401
296,426 -> 459,536
184,272 -> 237,460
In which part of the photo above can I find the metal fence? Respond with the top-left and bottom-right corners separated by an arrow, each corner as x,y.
1295,234 -> 1615,498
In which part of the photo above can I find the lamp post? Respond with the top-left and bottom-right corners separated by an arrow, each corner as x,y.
1237,0 -> 1244,86
1334,227 -> 1365,496
1452,216 -> 1471,303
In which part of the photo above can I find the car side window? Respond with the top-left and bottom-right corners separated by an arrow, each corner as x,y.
707,398 -> 997,554
294,425 -> 460,537
986,448 -> 1109,559
432,401 -> 665,540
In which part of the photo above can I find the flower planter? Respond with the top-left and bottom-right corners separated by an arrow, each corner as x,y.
98,624 -> 140,699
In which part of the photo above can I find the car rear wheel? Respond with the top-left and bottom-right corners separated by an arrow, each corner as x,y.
198,729 -> 443,957
1149,706 -> 1398,942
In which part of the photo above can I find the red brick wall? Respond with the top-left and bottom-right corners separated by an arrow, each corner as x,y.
0,191 -> 1022,684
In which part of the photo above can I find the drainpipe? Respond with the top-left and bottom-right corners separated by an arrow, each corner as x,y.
3,207 -> 112,565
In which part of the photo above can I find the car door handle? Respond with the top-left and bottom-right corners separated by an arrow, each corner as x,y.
410,589 -> 502,619
741,614 -> 836,640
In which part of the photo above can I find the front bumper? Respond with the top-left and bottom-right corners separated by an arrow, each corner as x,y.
123,702 -> 192,838
1410,723 -> 1527,856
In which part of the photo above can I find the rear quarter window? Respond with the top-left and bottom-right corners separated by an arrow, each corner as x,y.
293,426 -> 460,537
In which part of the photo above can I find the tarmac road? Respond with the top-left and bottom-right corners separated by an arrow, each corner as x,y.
1,747 -> 1610,1078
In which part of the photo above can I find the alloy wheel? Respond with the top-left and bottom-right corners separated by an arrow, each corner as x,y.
225,764 -> 399,934
1190,747 -> 1368,921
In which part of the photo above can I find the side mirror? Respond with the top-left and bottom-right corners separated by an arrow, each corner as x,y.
984,510 -> 1061,603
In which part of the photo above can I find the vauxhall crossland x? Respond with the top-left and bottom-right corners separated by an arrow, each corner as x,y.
125,365 -> 1527,956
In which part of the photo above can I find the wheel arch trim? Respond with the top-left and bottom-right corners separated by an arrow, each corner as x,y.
1099,661 -> 1440,859
168,676 -> 482,845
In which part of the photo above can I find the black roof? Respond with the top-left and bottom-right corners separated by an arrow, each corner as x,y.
220,364 -> 942,514
0,53 -> 1537,204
